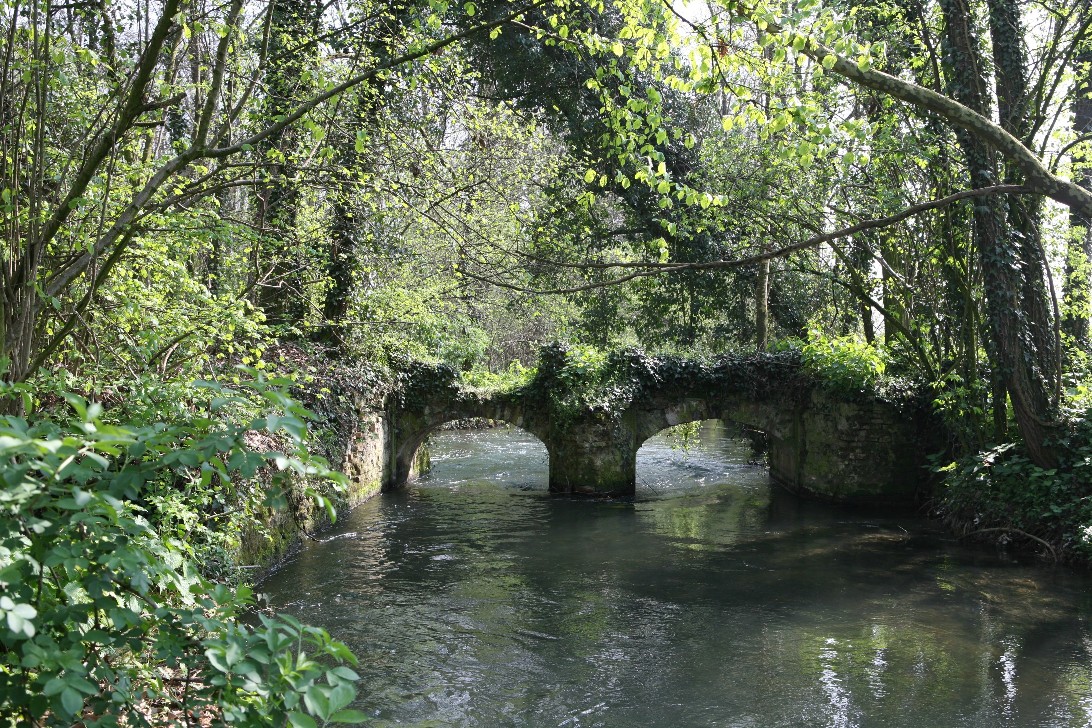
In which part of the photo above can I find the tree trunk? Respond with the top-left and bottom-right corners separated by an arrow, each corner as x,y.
785,11 -> 1092,218
879,230 -> 904,346
317,10 -> 417,349
255,1 -> 320,329
755,259 -> 769,350
987,0 -> 1059,392
939,0 -> 1060,465
319,87 -> 384,347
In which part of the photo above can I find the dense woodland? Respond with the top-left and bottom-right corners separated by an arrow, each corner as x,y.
1,0 -> 1091,723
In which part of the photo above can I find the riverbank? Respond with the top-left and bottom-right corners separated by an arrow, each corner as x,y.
236,345 -> 430,569
931,412 -> 1092,566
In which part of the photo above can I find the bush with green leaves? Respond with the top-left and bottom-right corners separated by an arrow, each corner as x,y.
794,328 -> 887,393
936,411 -> 1092,562
929,370 -> 992,455
0,376 -> 367,726
459,360 -> 537,391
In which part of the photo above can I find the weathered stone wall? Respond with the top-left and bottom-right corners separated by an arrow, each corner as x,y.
240,365 -> 403,568
547,410 -> 638,495
764,390 -> 931,506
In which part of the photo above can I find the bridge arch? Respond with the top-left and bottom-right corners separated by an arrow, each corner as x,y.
390,395 -> 552,487
414,420 -> 550,489
630,392 -> 793,458
633,397 -> 723,448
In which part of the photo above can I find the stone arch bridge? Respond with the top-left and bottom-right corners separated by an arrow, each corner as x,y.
386,347 -> 937,506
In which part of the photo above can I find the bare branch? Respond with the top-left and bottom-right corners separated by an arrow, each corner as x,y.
203,0 -> 552,160
479,185 -> 1033,294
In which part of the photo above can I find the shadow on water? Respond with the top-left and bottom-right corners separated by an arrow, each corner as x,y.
261,424 -> 1092,728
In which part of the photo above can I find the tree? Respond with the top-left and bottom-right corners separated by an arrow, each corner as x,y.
1065,42 -> 1092,344
0,0 -> 538,393
512,0 -> 1090,463
254,0 -> 323,328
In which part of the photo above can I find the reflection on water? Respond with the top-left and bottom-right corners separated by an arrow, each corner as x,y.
261,423 -> 1092,727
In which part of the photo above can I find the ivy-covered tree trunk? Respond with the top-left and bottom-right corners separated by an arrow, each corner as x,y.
1064,45 -> 1092,344
319,84 -> 386,347
939,0 -> 1060,466
987,0 -> 1059,389
318,5 -> 421,349
255,1 -> 320,329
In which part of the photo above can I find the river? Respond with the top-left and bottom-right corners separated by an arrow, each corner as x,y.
260,422 -> 1092,727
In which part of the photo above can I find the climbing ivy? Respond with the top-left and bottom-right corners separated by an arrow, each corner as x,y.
407,343 -> 815,429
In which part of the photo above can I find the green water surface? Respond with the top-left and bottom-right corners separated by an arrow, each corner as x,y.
260,423 -> 1092,727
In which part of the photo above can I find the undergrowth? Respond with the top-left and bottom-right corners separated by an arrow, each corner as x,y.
0,373 -> 367,726
935,411 -> 1092,563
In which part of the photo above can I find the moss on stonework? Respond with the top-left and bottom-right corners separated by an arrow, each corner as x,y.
237,505 -> 298,567
413,443 -> 431,476
390,344 -> 937,503
232,350 -> 399,571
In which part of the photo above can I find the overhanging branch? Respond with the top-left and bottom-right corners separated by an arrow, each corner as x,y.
464,185 -> 1033,294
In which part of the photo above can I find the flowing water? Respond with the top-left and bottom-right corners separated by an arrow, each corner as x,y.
260,422 -> 1092,727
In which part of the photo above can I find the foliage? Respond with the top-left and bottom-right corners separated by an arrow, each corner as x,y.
663,421 -> 702,453
460,360 -> 537,391
936,412 -> 1092,562
929,371 -> 991,454
791,328 -> 888,393
1062,349 -> 1092,414
0,376 -> 367,726
525,344 -> 641,424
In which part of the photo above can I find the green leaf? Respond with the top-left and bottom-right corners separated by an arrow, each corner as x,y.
328,666 -> 360,682
326,683 -> 355,715
288,711 -> 318,728
43,677 -> 66,696
60,686 -> 83,717
206,647 -> 229,673
62,393 -> 87,419
304,686 -> 331,720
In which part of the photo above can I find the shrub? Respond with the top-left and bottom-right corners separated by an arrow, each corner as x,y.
797,329 -> 887,393
0,376 -> 366,726
936,411 -> 1092,561
459,360 -> 537,391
